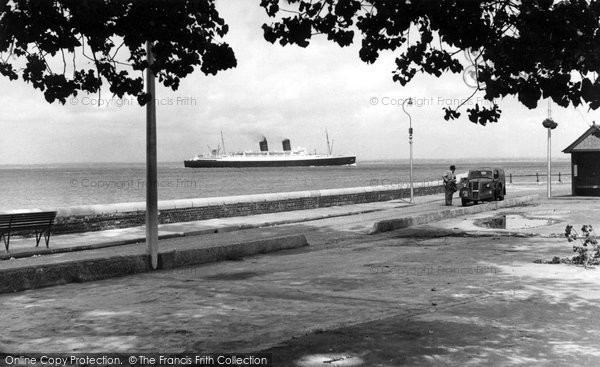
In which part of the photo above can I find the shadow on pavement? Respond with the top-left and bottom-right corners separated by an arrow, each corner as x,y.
263,272 -> 600,366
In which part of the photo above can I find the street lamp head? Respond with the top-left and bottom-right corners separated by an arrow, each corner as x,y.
407,97 -> 413,106
542,118 -> 558,129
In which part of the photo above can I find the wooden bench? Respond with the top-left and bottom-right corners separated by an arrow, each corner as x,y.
0,211 -> 57,252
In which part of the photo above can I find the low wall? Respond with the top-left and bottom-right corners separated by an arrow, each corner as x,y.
12,183 -> 444,235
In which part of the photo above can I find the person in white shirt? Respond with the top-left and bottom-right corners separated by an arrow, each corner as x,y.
442,165 -> 457,205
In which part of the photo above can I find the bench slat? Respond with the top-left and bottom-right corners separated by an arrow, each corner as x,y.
0,212 -> 56,220
4,219 -> 53,224
6,216 -> 54,221
0,211 -> 56,217
7,214 -> 56,220
6,217 -> 54,222
8,217 -> 55,222
0,225 -> 50,230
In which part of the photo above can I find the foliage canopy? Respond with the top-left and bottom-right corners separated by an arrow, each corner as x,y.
260,0 -> 600,125
0,0 -> 236,105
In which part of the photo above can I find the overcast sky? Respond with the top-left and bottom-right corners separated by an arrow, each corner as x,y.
0,1 -> 597,165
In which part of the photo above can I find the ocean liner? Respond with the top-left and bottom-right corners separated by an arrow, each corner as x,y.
184,135 -> 356,168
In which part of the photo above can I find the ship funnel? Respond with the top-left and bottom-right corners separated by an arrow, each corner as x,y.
259,138 -> 269,152
282,139 -> 291,151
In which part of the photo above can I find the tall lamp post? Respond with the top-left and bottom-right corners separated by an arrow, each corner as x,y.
542,101 -> 558,199
402,97 -> 414,203
146,41 -> 158,269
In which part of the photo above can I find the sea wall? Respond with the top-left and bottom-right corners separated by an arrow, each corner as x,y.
11,183 -> 444,235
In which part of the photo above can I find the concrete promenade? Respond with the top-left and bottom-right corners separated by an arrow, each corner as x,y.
1,185 -> 537,293
2,179 -> 534,258
3,182 -> 599,366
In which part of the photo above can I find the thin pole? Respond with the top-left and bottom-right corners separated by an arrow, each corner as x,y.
401,98 -> 414,203
547,100 -> 552,199
547,127 -> 551,198
221,131 -> 226,155
409,125 -> 413,203
146,41 -> 158,269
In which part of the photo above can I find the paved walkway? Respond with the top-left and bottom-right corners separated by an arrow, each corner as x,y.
2,194 -> 438,259
2,184 -> 600,366
3,182 -> 548,259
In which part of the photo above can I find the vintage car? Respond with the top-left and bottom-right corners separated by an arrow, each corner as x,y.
459,168 -> 506,206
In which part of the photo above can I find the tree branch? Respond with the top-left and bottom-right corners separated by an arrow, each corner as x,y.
61,49 -> 67,74
455,87 -> 479,111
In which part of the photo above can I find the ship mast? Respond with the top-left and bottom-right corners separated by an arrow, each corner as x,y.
326,129 -> 332,155
220,131 -> 226,155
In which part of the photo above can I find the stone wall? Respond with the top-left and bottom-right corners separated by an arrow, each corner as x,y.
42,184 -> 443,234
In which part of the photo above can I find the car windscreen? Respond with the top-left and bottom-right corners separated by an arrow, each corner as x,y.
469,170 -> 493,179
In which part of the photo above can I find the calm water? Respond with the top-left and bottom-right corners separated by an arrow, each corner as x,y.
0,160 -> 571,210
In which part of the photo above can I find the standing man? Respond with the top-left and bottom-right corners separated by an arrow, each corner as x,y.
443,165 -> 457,206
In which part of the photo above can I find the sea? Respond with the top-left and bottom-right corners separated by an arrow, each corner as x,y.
0,159 -> 571,210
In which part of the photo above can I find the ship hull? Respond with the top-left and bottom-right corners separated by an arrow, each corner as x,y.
184,156 -> 356,168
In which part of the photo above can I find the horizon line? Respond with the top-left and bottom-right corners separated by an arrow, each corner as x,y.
0,157 -> 572,166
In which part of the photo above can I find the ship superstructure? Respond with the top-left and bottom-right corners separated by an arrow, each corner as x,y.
184,137 -> 356,168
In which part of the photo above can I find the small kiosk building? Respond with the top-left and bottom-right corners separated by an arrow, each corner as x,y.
563,124 -> 600,196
